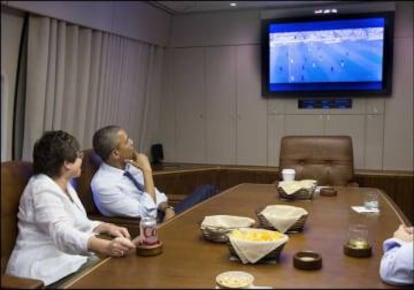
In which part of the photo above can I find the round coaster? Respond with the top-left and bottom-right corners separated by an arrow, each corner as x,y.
343,243 -> 372,258
293,251 -> 322,270
320,187 -> 337,197
136,241 -> 163,256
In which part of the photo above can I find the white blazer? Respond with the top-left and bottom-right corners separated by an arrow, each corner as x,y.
6,174 -> 101,286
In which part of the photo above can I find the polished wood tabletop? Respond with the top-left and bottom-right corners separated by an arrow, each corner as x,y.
65,184 -> 410,289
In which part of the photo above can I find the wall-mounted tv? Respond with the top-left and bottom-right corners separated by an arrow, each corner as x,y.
261,11 -> 394,97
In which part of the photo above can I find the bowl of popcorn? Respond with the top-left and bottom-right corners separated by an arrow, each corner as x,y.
226,228 -> 289,264
216,271 -> 254,289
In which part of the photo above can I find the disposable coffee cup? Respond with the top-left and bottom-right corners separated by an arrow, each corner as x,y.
282,169 -> 296,181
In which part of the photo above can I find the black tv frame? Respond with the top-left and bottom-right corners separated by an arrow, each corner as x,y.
261,11 -> 395,98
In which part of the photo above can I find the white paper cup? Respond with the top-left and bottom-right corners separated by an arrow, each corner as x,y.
282,169 -> 296,181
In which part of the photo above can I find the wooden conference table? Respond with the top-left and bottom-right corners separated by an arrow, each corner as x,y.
65,184 -> 410,289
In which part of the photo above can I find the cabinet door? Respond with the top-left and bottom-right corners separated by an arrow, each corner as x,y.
173,48 -> 206,163
324,114 -> 365,169
159,48 -> 176,161
236,45 -> 267,165
284,115 -> 324,135
365,114 -> 384,169
267,114 -> 285,166
206,46 -> 236,164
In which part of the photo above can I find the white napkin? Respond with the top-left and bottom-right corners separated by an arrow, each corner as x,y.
351,206 -> 380,214
201,215 -> 255,229
260,205 -> 308,233
228,228 -> 289,264
278,180 -> 317,195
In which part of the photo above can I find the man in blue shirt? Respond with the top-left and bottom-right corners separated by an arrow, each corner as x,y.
91,125 -> 218,223
380,224 -> 414,286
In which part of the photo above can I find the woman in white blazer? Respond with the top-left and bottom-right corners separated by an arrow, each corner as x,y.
6,130 -> 136,287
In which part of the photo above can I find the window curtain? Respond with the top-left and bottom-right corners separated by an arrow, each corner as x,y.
19,15 -> 163,160
12,15 -> 28,161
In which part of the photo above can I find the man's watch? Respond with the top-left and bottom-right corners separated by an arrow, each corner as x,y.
165,206 -> 175,212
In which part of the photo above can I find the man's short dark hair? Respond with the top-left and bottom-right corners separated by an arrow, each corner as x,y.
93,125 -> 121,161
33,130 -> 80,177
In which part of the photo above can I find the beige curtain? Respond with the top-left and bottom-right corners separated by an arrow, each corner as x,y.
22,15 -> 163,160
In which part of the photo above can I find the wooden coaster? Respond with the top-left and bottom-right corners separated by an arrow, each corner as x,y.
320,187 -> 337,197
343,243 -> 372,258
293,251 -> 322,270
136,241 -> 163,256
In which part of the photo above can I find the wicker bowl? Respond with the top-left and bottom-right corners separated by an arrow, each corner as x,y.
276,184 -> 316,200
200,226 -> 235,243
200,216 -> 256,243
228,241 -> 286,263
255,206 -> 308,232
226,229 -> 288,263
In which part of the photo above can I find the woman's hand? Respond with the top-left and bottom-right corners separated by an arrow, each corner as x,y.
107,236 -> 136,257
393,224 -> 414,242
95,223 -> 131,239
163,207 -> 176,222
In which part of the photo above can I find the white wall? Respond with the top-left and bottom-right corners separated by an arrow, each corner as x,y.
161,1 -> 413,170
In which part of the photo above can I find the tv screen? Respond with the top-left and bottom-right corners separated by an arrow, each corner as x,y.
261,11 -> 394,97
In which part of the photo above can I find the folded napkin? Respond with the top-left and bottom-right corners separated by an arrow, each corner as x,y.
260,205 -> 308,233
351,206 -> 380,214
278,179 -> 317,195
228,228 -> 288,264
201,215 -> 255,229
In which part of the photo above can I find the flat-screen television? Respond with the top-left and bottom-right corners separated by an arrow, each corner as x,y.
261,11 -> 394,97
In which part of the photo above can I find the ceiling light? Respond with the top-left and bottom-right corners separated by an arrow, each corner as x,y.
230,2 -> 237,7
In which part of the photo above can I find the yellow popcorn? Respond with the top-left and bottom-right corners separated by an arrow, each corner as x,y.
229,229 -> 283,242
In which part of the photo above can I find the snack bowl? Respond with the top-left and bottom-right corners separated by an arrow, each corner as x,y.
216,271 -> 254,289
255,205 -> 308,233
226,228 -> 288,264
276,180 -> 317,200
200,215 -> 256,243
200,226 -> 235,243
277,185 -> 316,200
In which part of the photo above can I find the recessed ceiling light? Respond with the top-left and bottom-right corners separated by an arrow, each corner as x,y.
230,2 -> 237,7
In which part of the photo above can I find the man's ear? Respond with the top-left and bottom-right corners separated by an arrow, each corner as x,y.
108,149 -> 121,161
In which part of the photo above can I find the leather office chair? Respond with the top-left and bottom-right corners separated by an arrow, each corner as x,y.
1,161 -> 44,289
279,135 -> 358,186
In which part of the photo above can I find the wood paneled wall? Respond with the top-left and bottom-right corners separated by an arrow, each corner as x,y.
153,165 -> 414,224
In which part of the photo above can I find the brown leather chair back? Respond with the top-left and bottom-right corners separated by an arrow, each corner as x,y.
74,149 -> 102,216
279,136 -> 354,186
1,161 -> 33,273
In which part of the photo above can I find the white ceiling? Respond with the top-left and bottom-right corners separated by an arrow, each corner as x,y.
150,1 -> 346,14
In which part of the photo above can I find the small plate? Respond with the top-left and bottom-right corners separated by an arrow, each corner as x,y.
216,271 -> 254,289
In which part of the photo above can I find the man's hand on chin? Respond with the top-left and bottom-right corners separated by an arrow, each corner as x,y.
127,152 -> 152,172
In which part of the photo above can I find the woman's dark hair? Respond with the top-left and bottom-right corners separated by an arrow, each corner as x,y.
33,130 -> 80,177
